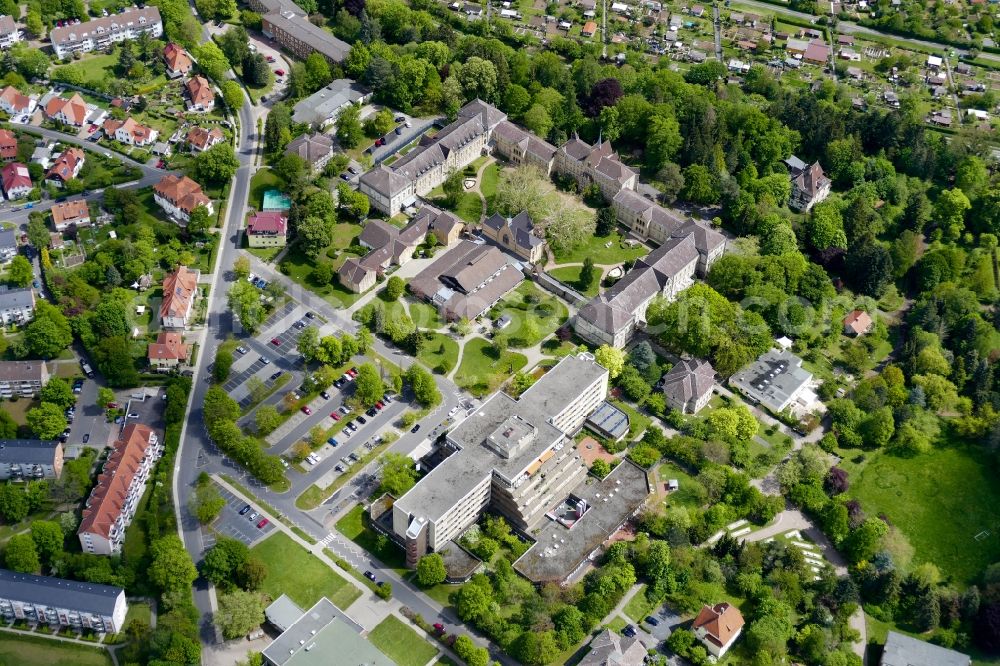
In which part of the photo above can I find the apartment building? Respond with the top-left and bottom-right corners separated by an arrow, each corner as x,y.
0,440 -> 64,480
0,285 -> 34,325
79,423 -> 163,555
0,569 -> 128,634
50,7 -> 162,59
392,353 -> 608,565
251,0 -> 350,64
0,360 -> 48,397
360,99 -> 506,214
159,265 -> 199,329
0,16 -> 23,49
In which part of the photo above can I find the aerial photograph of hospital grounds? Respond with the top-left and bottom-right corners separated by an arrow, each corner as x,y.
0,0 -> 998,663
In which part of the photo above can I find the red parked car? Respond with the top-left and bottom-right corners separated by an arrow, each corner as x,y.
301,406 -> 312,415
275,68 -> 285,76
330,412 -> 341,421
266,55 -> 276,63
271,338 -> 281,345
257,518 -> 269,528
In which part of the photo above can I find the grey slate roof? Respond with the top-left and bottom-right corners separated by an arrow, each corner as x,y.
578,629 -> 647,666
0,568 -> 124,615
0,440 -> 59,465
881,631 -> 970,666
284,132 -> 334,164
359,164 -> 411,198
483,211 -> 544,253
262,10 -> 350,62
662,359 -> 715,406
0,285 -> 34,310
291,80 -> 368,125
0,228 -> 16,250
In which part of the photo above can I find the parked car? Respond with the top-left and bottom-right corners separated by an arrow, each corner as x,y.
301,406 -> 312,415
82,433 -> 90,443
366,408 -> 377,417
248,512 -> 258,521
327,438 -> 339,447
236,346 -> 247,354
305,311 -> 315,319
339,406 -> 351,414
270,371 -> 283,380
271,338 -> 281,346
320,391 -> 330,400
364,571 -> 376,581
334,378 -> 346,388
357,416 -> 367,425
257,518 -> 269,528
394,116 -> 405,122
645,616 -> 659,626
239,505 -> 252,515
348,367 -> 358,377
275,68 -> 285,76
623,625 -> 636,638
266,55 -> 276,62
330,412 -> 341,421
260,356 -> 270,364
410,424 -> 421,433
347,422 -> 358,431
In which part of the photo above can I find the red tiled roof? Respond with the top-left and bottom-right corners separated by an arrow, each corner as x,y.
154,174 -> 211,214
50,199 -> 90,227
45,93 -> 87,125
103,117 -> 155,144
46,147 -> 84,182
78,424 -> 157,540
148,331 -> 190,361
843,309 -> 873,334
185,76 -> 214,107
247,211 -> 287,235
163,42 -> 192,74
1,162 -> 31,192
186,126 -> 224,150
0,86 -> 32,113
160,265 -> 198,321
693,603 -> 744,648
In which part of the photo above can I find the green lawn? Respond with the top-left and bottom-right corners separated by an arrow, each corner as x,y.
481,163 -> 500,214
250,532 -> 361,609
551,230 -> 648,265
417,332 -> 460,374
123,602 -> 151,628
249,168 -> 286,210
624,584 -> 665,623
336,504 -> 408,572
605,616 -> 628,634
368,616 -> 439,666
491,281 -> 570,347
453,192 -> 483,224
0,633 -> 112,666
280,243 -> 367,307
453,337 -> 528,397
841,442 -> 1000,586
409,301 -> 443,329
547,265 -> 601,298
658,462 -> 706,510
612,399 -> 651,439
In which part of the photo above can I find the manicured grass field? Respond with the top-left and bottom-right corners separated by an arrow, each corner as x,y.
491,281 -> 569,347
551,230 -> 648,265
409,301 -> 443,329
250,532 -> 361,609
658,462 -> 706,510
280,243 -> 367,307
368,616 -> 439,666
842,442 -> 1000,586
453,337 -> 528,397
337,504 -> 408,571
0,633 -> 112,666
452,192 -> 483,224
480,163 -> 500,213
417,332 -> 460,374
547,265 -> 601,297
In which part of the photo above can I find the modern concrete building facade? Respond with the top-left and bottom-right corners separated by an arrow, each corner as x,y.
0,569 -> 128,634
392,353 -> 609,564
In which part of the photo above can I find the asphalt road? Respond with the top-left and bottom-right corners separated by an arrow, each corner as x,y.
0,124 -> 171,226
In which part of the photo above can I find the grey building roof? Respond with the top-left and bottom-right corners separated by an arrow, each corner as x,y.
578,234 -> 698,336
881,631 -> 970,666
492,120 -> 557,163
0,285 -> 34,309
393,354 -> 607,522
662,359 -> 715,406
483,211 -> 544,254
584,401 -> 630,440
0,228 -> 16,250
672,221 -> 726,257
513,460 -> 649,583
0,440 -> 60,465
578,629 -> 647,666
0,568 -> 124,615
359,165 -> 411,199
262,598 -> 374,666
0,15 -> 17,36
284,132 -> 334,164
729,349 -> 812,412
264,593 -> 303,633
0,360 -> 45,382
291,80 -> 368,125
262,10 -> 350,62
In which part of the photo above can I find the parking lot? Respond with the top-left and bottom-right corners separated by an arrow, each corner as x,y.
205,485 -> 277,549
